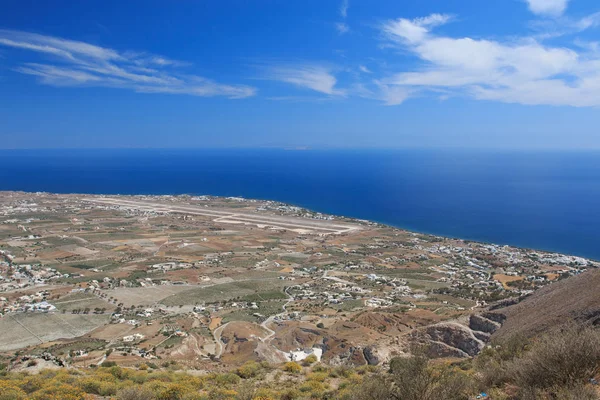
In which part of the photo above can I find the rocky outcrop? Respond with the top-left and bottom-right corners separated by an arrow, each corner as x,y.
472,330 -> 491,342
469,314 -> 501,334
423,341 -> 471,358
489,298 -> 519,311
363,346 -> 380,365
482,312 -> 507,324
411,322 -> 485,357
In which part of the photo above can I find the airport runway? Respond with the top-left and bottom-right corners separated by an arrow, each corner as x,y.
83,197 -> 361,235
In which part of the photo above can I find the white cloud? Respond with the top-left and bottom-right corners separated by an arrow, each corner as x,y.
358,65 -> 371,73
377,83 -> 411,105
526,0 -> 570,17
340,0 -> 349,18
262,64 -> 344,95
336,22 -> 350,34
382,13 -> 452,44
0,29 -> 256,98
379,13 -> 600,107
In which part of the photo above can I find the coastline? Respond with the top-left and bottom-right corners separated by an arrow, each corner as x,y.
1,190 -> 597,262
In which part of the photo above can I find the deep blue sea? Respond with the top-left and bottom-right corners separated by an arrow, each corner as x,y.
0,149 -> 598,260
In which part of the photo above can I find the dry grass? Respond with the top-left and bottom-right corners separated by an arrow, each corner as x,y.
493,268 -> 600,340
493,274 -> 524,289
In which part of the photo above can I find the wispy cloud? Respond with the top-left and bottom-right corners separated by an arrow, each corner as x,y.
358,65 -> 371,73
528,11 -> 600,40
335,0 -> 350,34
336,23 -> 350,35
348,81 -> 414,105
376,83 -> 412,106
261,64 -> 344,96
0,29 -> 256,98
378,13 -> 600,107
340,0 -> 349,18
525,0 -> 570,17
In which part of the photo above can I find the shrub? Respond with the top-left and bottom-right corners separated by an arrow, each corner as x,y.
30,382 -> 87,400
388,354 -> 473,400
207,388 -> 237,400
101,360 -> 117,368
252,386 -> 276,399
155,383 -> 188,400
97,381 -> 118,396
330,366 -> 353,379
298,380 -> 327,396
344,375 -> 392,400
509,325 -> 600,390
234,381 -> 254,400
236,361 -> 261,379
311,364 -> 328,373
306,372 -> 327,382
78,377 -> 102,394
148,372 -> 175,383
279,388 -> 301,400
0,381 -> 27,400
213,373 -> 240,386
109,365 -> 131,380
476,334 -> 530,388
552,384 -> 599,400
117,387 -> 156,400
302,354 -> 318,366
283,362 -> 302,374
18,375 -> 45,393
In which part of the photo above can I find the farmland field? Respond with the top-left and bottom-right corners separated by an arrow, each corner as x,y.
53,292 -> 115,313
160,279 -> 290,306
0,313 -> 110,351
106,286 -> 197,307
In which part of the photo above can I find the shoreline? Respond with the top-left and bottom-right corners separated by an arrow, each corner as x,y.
1,190 -> 597,262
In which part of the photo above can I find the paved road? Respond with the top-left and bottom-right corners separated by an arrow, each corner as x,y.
260,286 -> 294,343
212,322 -> 230,358
322,269 -> 354,285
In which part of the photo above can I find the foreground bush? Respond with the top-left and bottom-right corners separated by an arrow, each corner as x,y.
479,324 -> 600,399
511,325 -> 600,389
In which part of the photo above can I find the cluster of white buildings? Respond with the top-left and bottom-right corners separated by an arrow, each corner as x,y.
0,291 -> 56,315
123,333 -> 145,342
149,262 -> 193,272
417,241 -> 597,296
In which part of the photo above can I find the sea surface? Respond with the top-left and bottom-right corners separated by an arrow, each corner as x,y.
1,149 -> 599,260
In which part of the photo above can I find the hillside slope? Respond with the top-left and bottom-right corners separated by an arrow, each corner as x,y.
492,268 -> 600,340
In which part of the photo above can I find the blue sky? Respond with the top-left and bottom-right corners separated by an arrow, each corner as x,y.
1,0 -> 600,149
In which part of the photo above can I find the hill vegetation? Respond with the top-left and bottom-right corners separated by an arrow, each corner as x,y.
1,323 -> 600,400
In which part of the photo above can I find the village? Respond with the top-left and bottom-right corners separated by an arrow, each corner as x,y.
0,191 -> 596,370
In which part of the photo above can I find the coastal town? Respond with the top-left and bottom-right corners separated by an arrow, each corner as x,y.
0,191 -> 596,370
